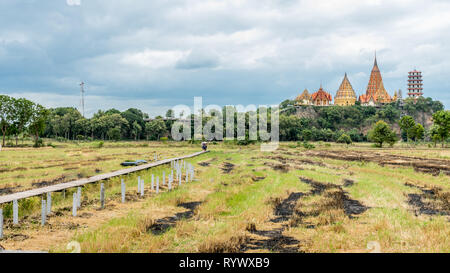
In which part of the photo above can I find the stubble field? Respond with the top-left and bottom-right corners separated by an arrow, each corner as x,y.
0,141 -> 449,253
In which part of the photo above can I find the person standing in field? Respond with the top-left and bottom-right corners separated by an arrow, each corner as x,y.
201,141 -> 208,151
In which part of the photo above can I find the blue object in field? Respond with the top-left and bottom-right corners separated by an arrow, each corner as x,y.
121,160 -> 148,166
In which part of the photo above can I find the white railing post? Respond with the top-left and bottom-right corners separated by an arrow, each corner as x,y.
77,187 -> 82,208
13,199 -> 18,225
121,179 -> 126,203
41,198 -> 46,227
156,177 -> 159,194
46,192 -> 52,215
72,193 -> 77,217
100,183 -> 105,209
0,208 -> 3,239
138,176 -> 141,193
151,174 -> 154,191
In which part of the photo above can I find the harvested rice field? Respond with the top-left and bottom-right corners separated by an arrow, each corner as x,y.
0,141 -> 449,253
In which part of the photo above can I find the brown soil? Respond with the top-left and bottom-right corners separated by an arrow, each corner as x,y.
221,162 -> 235,174
251,176 -> 266,182
0,185 -> 22,195
343,179 -> 355,187
405,183 -> 450,218
242,192 -> 303,253
148,202 -> 202,235
299,177 -> 369,218
307,150 -> 450,176
31,175 -> 67,187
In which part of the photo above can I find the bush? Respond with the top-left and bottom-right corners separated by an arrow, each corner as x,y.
47,142 -> 56,148
337,134 -> 352,145
302,142 -> 315,149
33,138 -> 44,148
94,141 -> 104,148
76,135 -> 85,141
160,137 -> 168,143
237,139 -> 255,146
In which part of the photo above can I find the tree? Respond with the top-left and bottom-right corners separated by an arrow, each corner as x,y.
13,98 -> 33,145
429,125 -> 442,147
412,123 -> 425,142
121,108 -> 146,139
145,118 -> 167,140
368,121 -> 398,148
131,121 -> 142,141
107,127 -> 121,141
166,109 -> 174,118
29,103 -> 50,147
0,95 -> 15,147
337,133 -> 352,146
432,110 -> 450,147
399,115 -> 416,142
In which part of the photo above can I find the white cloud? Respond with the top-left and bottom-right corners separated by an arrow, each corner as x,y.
66,0 -> 81,6
120,49 -> 187,69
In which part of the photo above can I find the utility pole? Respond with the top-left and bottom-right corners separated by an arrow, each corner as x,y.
80,82 -> 85,117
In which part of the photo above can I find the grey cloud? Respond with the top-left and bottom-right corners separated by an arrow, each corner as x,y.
175,50 -> 220,70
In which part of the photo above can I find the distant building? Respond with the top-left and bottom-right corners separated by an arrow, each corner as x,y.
334,73 -> 357,106
359,55 -> 392,106
407,70 -> 423,99
295,89 -> 312,105
311,85 -> 332,106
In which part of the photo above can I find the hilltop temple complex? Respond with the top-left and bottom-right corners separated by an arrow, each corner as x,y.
294,54 -> 417,107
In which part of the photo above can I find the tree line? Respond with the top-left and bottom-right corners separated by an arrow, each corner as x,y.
0,94 -> 448,148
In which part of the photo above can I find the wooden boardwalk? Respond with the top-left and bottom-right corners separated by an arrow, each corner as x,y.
0,151 -> 208,204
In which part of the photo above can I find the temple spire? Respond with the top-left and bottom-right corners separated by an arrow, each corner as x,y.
374,51 -> 378,67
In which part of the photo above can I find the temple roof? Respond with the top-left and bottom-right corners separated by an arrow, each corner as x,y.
296,89 -> 311,101
335,73 -> 356,99
312,87 -> 332,102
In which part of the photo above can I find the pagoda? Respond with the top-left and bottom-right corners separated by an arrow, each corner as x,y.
407,70 -> 423,99
312,85 -> 332,106
359,54 -> 392,106
295,89 -> 312,105
334,73 -> 357,106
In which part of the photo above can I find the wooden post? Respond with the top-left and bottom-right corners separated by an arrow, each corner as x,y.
13,199 -> 18,225
179,173 -> 181,186
163,171 -> 166,186
72,193 -> 77,217
185,169 -> 188,183
46,192 -> 52,215
156,177 -> 159,194
41,198 -> 46,227
0,208 -> 3,239
168,177 -> 172,191
121,179 -> 126,203
63,189 -> 66,199
140,179 -> 145,197
100,183 -> 105,209
77,187 -> 82,208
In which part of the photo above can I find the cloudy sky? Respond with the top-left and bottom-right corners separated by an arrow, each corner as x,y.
1,0 -> 449,117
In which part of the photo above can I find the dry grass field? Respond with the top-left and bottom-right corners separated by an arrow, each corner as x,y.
0,141 -> 449,253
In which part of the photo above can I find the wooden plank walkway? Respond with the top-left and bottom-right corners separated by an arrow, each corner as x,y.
0,150 -> 208,204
